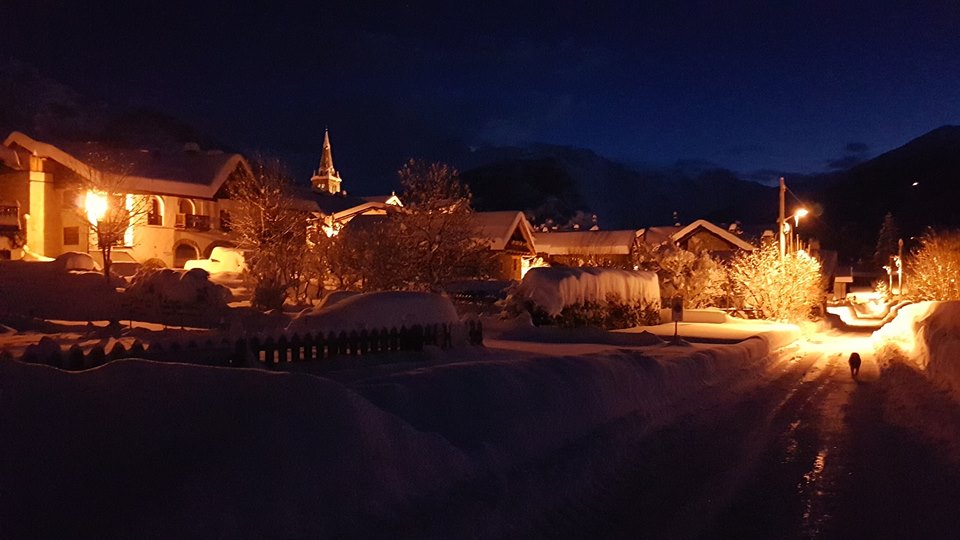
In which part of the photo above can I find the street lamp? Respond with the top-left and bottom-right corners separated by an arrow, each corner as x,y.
782,207 -> 808,254
792,207 -> 809,227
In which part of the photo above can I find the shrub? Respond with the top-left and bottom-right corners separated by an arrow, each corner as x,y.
907,229 -> 960,301
527,294 -> 660,329
727,242 -> 823,322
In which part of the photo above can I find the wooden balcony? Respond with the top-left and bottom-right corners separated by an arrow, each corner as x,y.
174,213 -> 212,231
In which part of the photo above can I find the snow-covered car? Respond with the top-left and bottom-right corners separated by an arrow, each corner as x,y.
184,247 -> 246,274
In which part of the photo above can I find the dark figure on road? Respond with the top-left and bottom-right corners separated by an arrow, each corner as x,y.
848,352 -> 862,378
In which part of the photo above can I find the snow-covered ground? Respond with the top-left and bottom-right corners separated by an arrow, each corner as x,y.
0,258 -> 830,536
0,311 -> 791,537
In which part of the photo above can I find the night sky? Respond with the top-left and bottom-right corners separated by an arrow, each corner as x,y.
4,1 -> 960,193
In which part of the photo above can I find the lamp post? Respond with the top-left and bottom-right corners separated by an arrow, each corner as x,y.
778,177 -> 785,261
781,207 -> 808,256
897,237 -> 903,295
778,177 -> 810,258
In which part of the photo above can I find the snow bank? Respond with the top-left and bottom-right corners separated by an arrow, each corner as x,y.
356,338 -> 770,470
514,267 -> 660,317
316,290 -> 361,310
873,301 -> 960,399
0,360 -> 472,537
288,291 -> 460,334
0,259 -> 120,320
632,318 -> 801,350
0,326 -> 778,536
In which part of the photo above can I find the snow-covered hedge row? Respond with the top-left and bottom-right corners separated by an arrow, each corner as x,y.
874,301 -> 960,400
508,267 -> 661,329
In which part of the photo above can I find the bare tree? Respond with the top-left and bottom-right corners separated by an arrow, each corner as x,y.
325,214 -> 405,291
75,156 -> 151,282
390,159 -> 496,290
229,158 -> 310,310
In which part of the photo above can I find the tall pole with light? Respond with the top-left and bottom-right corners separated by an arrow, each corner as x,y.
778,177 -> 786,261
897,237 -> 904,295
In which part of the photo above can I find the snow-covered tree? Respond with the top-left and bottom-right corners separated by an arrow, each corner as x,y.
325,214 -> 405,292
229,158 -> 309,309
633,241 -> 730,308
907,229 -> 960,301
727,242 -> 823,322
387,160 -> 495,291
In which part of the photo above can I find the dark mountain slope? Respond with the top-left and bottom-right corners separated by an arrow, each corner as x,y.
461,146 -> 777,230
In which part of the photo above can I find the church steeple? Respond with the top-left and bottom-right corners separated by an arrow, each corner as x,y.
311,129 -> 342,194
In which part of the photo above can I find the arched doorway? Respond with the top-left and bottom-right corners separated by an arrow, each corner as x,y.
173,241 -> 200,268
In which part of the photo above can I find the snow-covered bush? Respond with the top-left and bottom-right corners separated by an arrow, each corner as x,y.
125,267 -> 231,310
906,229 -> 960,301
727,242 -> 822,322
633,241 -> 730,308
506,267 -> 661,329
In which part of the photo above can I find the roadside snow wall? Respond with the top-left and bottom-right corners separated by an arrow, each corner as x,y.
873,301 -> 960,400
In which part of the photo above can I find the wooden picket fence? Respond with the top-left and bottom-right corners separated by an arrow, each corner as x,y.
5,320 -> 484,372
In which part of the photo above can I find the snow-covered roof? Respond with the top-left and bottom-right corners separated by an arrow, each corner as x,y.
289,188 -> 400,221
361,193 -> 402,206
536,230 -> 639,256
637,219 -> 755,251
638,226 -> 681,246
468,211 -> 537,255
671,219 -> 756,251
2,131 -> 250,199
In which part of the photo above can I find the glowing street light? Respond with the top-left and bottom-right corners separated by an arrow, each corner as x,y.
792,207 -> 809,227
85,191 -> 108,223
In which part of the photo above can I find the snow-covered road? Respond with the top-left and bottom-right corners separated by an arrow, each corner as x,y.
538,331 -> 960,538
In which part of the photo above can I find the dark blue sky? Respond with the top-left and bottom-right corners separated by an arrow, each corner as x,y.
4,1 -> 960,191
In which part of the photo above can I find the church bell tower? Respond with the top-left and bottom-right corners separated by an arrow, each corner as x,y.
310,129 -> 342,194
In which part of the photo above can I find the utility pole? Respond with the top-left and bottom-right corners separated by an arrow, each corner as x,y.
897,237 -> 904,295
778,176 -> 786,261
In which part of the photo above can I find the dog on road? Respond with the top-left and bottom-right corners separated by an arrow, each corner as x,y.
848,352 -> 862,378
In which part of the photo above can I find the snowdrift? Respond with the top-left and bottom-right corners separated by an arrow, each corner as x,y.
355,338 -> 770,469
874,301 -> 960,399
0,360 -> 472,538
0,332 -> 775,536
0,258 -> 120,320
514,267 -> 660,317
288,291 -> 460,334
